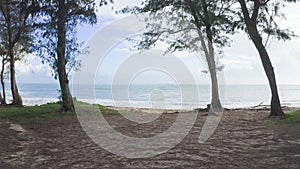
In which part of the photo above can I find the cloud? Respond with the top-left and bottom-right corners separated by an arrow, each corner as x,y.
15,54 -> 56,83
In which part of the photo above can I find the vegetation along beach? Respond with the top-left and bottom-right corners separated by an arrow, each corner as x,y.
1,0 -> 300,168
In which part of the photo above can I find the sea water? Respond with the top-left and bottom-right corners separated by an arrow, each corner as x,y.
4,83 -> 300,109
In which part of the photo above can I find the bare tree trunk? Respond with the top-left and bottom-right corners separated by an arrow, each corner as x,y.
198,0 -> 222,111
247,24 -> 284,116
197,30 -> 223,111
207,41 -> 222,111
238,0 -> 284,116
0,90 -> 3,105
9,48 -> 23,106
6,2 -> 22,106
0,58 -> 6,105
57,0 -> 74,112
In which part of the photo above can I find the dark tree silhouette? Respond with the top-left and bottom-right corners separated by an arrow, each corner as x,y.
0,0 -> 37,106
236,0 -> 297,116
35,0 -> 113,112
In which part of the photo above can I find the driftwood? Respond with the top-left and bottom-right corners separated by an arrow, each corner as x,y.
194,104 -> 211,113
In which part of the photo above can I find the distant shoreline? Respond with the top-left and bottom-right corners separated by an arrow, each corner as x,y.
79,102 -> 300,114
14,99 -> 300,113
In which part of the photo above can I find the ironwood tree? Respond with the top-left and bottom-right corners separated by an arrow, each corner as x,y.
123,0 -> 237,111
235,0 -> 297,116
35,0 -> 113,112
0,0 -> 37,106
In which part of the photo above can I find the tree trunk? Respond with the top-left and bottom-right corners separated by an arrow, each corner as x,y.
196,29 -> 223,111
0,58 -> 6,105
246,23 -> 284,116
198,0 -> 222,111
57,0 -> 74,112
0,90 -> 4,105
207,41 -> 223,111
6,1 -> 22,106
9,48 -> 23,106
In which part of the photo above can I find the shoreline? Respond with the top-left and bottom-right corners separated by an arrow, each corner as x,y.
104,104 -> 300,114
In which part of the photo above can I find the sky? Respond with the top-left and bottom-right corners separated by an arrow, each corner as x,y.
15,1 -> 300,85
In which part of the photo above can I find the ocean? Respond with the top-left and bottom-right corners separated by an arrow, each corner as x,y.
5,83 -> 300,109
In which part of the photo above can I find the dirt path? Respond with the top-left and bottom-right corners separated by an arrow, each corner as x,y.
1,109 -> 300,169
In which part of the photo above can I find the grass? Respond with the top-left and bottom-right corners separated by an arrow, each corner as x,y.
0,102 -> 118,123
278,110 -> 300,125
1,101 -> 299,125
0,102 -> 74,123
75,102 -> 119,116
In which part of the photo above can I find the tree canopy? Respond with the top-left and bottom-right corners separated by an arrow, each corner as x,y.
122,0 -> 240,111
34,0 -> 98,78
233,0 -> 298,116
124,0 -> 236,53
34,0 -> 113,111
0,0 -> 37,106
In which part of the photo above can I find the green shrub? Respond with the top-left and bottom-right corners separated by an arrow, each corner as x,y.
279,110 -> 300,124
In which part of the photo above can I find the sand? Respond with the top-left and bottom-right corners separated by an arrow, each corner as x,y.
0,107 -> 300,169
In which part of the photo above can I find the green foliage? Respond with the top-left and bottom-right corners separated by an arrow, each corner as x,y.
71,101 -> 119,115
34,0 -> 99,79
99,0 -> 114,6
0,0 -> 39,105
285,0 -> 300,3
0,0 -> 36,61
123,0 -> 298,51
0,0 -> 36,49
233,0 -> 297,46
279,110 -> 300,124
123,0 -> 236,54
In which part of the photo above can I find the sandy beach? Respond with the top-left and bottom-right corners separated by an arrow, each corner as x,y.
0,107 -> 299,169
1,0 -> 300,168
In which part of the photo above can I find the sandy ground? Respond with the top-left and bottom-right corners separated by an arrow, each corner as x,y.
0,108 -> 300,169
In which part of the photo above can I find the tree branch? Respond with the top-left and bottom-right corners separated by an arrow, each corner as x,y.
251,0 -> 260,22
237,0 -> 251,24
158,27 -> 197,35
261,0 -> 271,6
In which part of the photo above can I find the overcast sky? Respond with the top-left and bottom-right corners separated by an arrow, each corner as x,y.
16,1 -> 300,85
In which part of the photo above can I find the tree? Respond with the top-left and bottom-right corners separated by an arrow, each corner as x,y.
35,0 -> 108,112
235,0 -> 297,116
0,47 -> 7,105
0,51 -> 8,105
0,0 -> 37,106
123,0 -> 236,111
